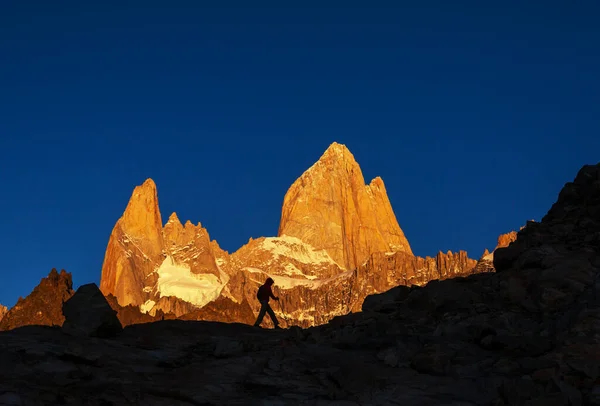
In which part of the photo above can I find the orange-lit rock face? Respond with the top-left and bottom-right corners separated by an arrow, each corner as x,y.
278,142 -> 413,271
99,180 -> 227,310
100,179 -> 164,307
496,231 -> 517,249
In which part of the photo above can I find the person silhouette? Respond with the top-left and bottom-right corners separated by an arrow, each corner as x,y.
253,277 -> 281,329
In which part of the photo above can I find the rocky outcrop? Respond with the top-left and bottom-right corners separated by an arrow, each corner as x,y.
0,305 -> 7,322
473,231 -> 519,273
62,284 -> 123,338
358,250 -> 478,292
497,231 -> 518,248
495,163 -> 600,275
0,269 -> 74,331
278,142 -> 412,271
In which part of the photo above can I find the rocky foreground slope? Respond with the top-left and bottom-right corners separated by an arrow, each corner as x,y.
0,162 -> 598,405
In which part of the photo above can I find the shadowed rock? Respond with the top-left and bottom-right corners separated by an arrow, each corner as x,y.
495,163 -> 600,273
62,283 -> 123,338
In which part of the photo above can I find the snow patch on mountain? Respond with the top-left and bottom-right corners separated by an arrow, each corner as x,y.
120,232 -> 150,261
220,286 -> 239,303
242,266 -> 353,290
155,256 -> 225,307
140,300 -> 156,314
260,235 -> 339,266
282,263 -> 318,279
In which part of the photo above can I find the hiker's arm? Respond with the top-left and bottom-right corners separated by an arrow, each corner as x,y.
269,287 -> 278,300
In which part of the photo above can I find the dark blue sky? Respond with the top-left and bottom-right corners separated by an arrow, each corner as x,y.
1,1 -> 598,307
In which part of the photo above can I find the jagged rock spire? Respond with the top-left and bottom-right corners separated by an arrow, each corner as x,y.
278,142 -> 412,270
100,178 -> 165,306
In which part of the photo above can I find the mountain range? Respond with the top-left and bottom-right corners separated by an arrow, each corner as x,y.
0,142 -> 513,329
97,141 -> 510,327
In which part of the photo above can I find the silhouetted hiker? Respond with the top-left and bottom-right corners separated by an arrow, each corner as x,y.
254,277 -> 281,329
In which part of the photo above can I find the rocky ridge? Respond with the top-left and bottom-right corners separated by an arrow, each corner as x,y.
0,269 -> 74,331
0,162 -> 598,405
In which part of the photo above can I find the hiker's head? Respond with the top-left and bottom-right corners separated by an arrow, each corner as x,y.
265,277 -> 274,286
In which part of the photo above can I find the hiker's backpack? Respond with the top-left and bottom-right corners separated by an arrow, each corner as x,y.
256,285 -> 265,301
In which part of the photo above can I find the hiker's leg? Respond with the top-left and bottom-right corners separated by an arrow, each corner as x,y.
266,303 -> 279,326
254,302 -> 267,326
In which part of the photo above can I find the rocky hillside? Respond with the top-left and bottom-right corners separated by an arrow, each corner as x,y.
0,162 -> 598,405
100,142 -> 483,327
0,269 -> 74,331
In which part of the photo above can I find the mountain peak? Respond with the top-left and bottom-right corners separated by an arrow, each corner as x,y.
141,178 -> 156,189
279,142 -> 412,270
100,179 -> 165,306
121,179 -> 163,236
322,141 -> 351,157
166,212 -> 181,226
316,142 -> 358,168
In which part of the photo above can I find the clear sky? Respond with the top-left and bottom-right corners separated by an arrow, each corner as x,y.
0,1 -> 598,308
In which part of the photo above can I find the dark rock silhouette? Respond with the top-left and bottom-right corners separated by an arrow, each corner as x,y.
495,163 -> 600,274
0,269 -> 73,331
62,283 -> 123,338
472,231 -> 519,274
0,163 -> 598,404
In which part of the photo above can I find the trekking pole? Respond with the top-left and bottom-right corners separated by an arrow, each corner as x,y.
275,287 -> 290,328
278,299 -> 290,328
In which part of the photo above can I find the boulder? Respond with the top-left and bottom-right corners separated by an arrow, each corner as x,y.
62,283 -> 122,338
361,285 -> 411,313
